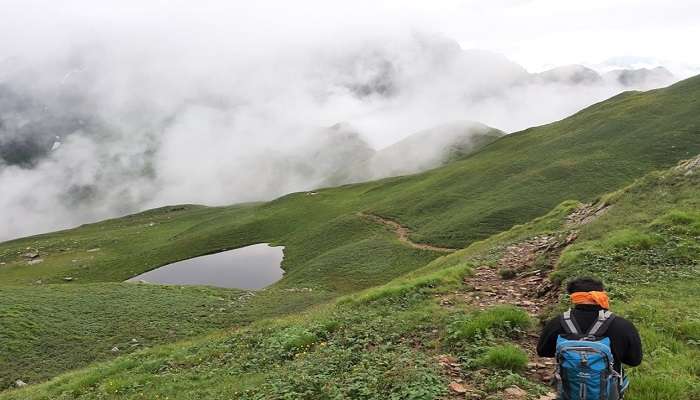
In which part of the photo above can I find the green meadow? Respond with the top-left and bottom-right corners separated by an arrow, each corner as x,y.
0,75 -> 699,398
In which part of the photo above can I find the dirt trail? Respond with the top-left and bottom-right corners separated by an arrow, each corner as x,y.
438,203 -> 608,399
358,212 -> 457,253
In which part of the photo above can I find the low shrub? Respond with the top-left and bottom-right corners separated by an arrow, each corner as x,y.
603,229 -> 657,250
498,268 -> 517,280
449,306 -> 531,340
481,344 -> 528,371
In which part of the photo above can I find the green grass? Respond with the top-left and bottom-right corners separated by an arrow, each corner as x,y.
0,283 -> 335,389
0,205 -> 436,387
551,161 -> 700,399
2,158 -> 698,399
481,344 -> 529,371
449,306 -> 532,340
2,76 -> 700,287
0,76 -> 699,396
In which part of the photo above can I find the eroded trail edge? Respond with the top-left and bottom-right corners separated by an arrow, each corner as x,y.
358,212 -> 457,253
438,202 -> 610,399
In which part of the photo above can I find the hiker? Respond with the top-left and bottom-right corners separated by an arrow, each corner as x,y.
536,277 -> 642,399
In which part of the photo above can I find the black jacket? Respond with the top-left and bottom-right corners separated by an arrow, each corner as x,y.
537,304 -> 643,372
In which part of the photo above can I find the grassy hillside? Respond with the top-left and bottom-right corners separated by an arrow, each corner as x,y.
3,155 -> 697,400
2,77 -> 699,286
0,283 -> 340,389
365,76 -> 700,246
1,75 -> 699,391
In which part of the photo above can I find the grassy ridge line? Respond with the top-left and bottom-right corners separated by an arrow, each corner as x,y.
364,76 -> 700,247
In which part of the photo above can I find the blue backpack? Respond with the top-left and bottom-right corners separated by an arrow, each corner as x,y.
555,309 -> 629,400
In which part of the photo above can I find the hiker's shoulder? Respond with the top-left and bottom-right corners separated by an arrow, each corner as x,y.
544,314 -> 564,330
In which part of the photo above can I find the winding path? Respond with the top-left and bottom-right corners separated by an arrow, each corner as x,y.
357,212 -> 457,253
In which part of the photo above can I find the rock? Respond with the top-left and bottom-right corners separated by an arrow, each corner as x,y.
504,386 -> 528,399
537,394 -> 557,400
449,382 -> 468,394
27,258 -> 44,265
22,250 -> 40,259
111,347 -> 119,352
64,277 -> 74,281
87,248 -> 100,252
14,380 -> 27,387
131,338 -> 138,343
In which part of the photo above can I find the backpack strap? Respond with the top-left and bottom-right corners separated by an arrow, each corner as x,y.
586,309 -> 616,337
561,309 -> 583,335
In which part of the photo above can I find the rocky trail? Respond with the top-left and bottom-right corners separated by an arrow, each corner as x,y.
358,212 -> 457,253
437,203 -> 609,399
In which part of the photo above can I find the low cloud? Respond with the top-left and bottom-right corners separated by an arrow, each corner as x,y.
0,3 -> 682,240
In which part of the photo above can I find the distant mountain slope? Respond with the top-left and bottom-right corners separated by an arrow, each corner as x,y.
530,64 -> 675,89
531,64 -> 603,85
328,121 -> 504,184
604,66 -> 674,88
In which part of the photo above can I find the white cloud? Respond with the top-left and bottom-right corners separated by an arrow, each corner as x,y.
0,0 -> 697,240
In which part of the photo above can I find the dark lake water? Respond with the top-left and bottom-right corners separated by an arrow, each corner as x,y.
127,243 -> 285,289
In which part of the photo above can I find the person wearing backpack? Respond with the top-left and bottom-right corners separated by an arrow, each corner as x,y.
537,277 -> 643,399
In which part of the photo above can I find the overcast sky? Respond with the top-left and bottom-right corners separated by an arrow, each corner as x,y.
2,0 -> 699,76
1,0 -> 698,241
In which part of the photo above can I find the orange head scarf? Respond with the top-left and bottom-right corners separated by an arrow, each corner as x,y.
571,291 -> 610,309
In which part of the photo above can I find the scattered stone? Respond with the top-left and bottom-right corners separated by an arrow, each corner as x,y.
87,248 -> 101,252
22,250 -> 40,259
567,203 -> 610,226
131,338 -> 138,343
449,382 -> 468,394
504,386 -> 528,399
14,379 -> 27,387
111,347 -> 119,352
63,277 -> 74,282
439,297 -> 454,306
34,280 -> 43,285
283,287 -> 314,292
537,393 -> 557,400
27,258 -> 44,265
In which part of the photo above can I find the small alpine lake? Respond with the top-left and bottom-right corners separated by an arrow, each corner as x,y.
126,243 -> 285,289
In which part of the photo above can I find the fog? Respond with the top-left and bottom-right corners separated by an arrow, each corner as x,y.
0,1 -> 685,240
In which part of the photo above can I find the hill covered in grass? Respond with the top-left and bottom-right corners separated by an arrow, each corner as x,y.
0,75 -> 699,393
3,154 -> 697,400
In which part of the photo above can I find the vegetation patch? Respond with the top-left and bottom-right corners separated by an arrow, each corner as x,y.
448,306 -> 531,341
480,344 -> 529,371
602,229 -> 658,250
